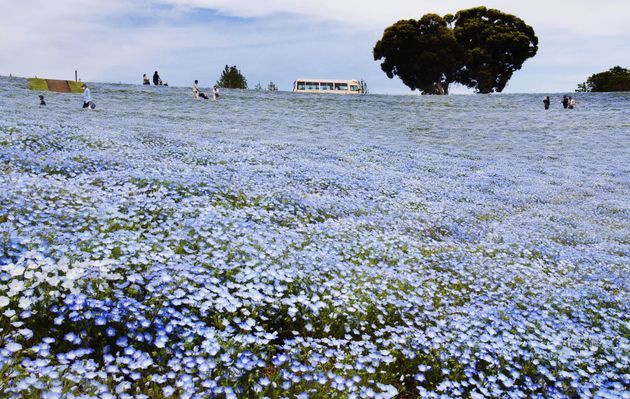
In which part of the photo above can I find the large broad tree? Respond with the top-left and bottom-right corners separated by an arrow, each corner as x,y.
216,65 -> 248,89
451,7 -> 538,93
373,14 -> 457,94
576,66 -> 630,92
373,7 -> 538,94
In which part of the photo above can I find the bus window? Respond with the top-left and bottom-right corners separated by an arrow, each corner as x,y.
297,81 -> 306,90
306,82 -> 318,90
350,85 -> 360,92
334,83 -> 348,91
320,82 -> 334,90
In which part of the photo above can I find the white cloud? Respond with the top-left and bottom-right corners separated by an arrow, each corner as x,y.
162,0 -> 630,36
0,0 -> 628,93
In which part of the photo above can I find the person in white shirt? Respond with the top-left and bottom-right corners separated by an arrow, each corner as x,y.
81,84 -> 94,109
212,86 -> 220,100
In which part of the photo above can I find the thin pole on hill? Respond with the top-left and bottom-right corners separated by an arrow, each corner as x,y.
75,70 -> 78,82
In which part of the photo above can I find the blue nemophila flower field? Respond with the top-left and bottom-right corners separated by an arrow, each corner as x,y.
0,76 -> 629,398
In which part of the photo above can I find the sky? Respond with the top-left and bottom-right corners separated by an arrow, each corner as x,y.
1,0 -> 629,94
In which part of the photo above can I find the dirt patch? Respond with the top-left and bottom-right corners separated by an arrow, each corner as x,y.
46,79 -> 71,93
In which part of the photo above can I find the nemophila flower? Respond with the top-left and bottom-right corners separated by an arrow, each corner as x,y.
64,333 -> 81,345
162,385 -> 176,396
17,328 -> 33,339
0,296 -> 9,308
273,353 -> 289,366
0,80 -> 628,398
6,342 -> 22,353
415,373 -> 426,382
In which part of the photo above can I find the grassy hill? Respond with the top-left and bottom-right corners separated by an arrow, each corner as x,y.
28,78 -> 83,93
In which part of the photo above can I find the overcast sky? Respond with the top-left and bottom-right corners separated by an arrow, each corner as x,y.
1,0 -> 629,94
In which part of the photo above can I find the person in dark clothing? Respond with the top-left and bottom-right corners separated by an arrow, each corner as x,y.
194,80 -> 209,99
39,95 -> 46,106
562,95 -> 569,109
543,96 -> 550,110
153,71 -> 160,86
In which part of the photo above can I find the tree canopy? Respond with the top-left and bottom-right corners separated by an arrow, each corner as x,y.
373,14 -> 457,94
373,7 -> 538,94
576,66 -> 630,92
216,65 -> 248,89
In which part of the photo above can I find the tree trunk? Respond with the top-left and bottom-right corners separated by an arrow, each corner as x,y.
433,81 -> 449,95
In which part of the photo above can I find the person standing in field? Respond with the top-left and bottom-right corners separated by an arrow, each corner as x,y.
39,95 -> 46,106
568,96 -> 576,109
193,80 -> 200,99
562,95 -> 569,109
153,71 -> 160,86
143,74 -> 150,85
212,86 -> 220,100
194,80 -> 209,99
81,84 -> 95,109
543,96 -> 550,110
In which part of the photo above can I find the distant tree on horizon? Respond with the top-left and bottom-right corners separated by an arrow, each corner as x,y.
374,7 -> 538,94
576,66 -> 630,92
267,81 -> 278,92
216,65 -> 247,89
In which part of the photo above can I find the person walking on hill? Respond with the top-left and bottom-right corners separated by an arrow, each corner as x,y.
153,71 -> 160,86
568,96 -> 576,109
543,96 -> 550,110
143,74 -> 150,85
562,95 -> 569,109
212,86 -> 220,100
81,84 -> 95,109
194,80 -> 209,99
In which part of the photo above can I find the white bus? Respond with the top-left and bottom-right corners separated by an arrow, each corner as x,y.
293,79 -> 364,94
